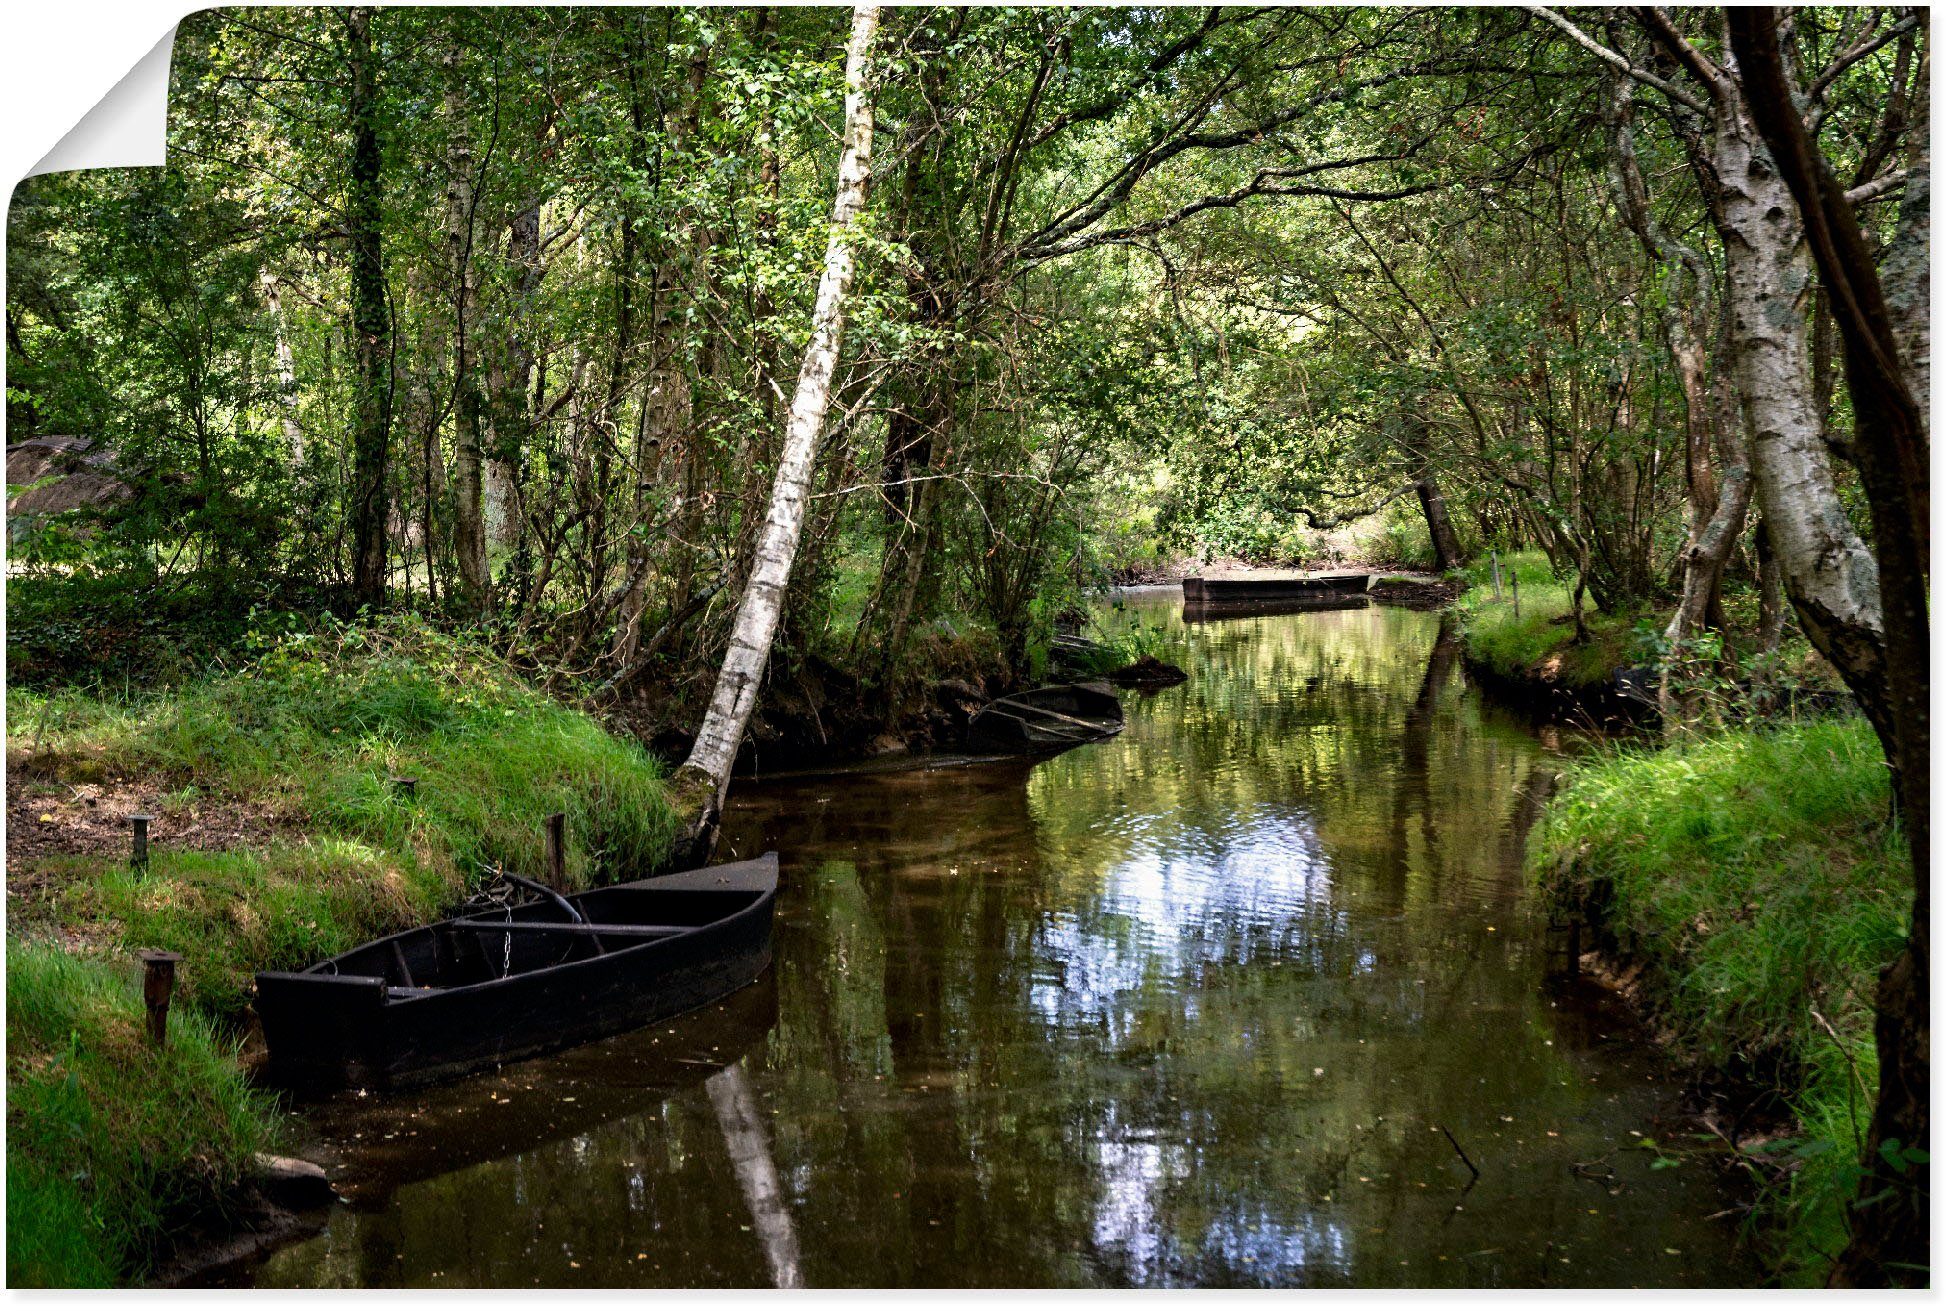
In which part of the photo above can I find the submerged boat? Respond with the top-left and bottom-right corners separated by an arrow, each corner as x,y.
967,682 -> 1124,754
255,853 -> 779,1091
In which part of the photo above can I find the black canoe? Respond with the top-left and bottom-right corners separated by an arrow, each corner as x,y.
967,681 -> 1124,754
255,853 -> 779,1092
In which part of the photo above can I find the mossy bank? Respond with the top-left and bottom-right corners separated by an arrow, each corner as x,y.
6,617 -> 678,1286
1531,716 -> 1909,1284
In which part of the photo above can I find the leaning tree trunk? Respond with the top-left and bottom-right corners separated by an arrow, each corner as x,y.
667,1 -> 880,866
346,6 -> 392,609
1704,86 -> 1891,741
1601,72 -> 1744,651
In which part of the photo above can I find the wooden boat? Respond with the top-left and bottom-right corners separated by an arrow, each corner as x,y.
255,854 -> 779,1092
967,682 -> 1123,754
1181,572 -> 1372,603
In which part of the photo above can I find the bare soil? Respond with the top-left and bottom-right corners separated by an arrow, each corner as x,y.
5,756 -> 300,871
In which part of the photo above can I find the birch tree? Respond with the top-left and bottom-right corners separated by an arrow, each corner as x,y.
667,1 -> 881,863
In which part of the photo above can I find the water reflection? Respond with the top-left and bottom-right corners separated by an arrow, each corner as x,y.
251,597 -> 1758,1288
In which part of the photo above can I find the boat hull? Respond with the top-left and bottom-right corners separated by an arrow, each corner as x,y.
967,682 -> 1123,754
255,855 -> 778,1092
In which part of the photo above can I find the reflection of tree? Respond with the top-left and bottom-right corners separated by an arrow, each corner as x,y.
707,1062 -> 802,1287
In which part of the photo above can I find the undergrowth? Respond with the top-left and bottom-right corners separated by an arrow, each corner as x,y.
6,614 -> 677,1284
1532,716 -> 1909,1283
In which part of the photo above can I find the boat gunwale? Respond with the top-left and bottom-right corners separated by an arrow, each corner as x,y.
269,853 -> 779,1005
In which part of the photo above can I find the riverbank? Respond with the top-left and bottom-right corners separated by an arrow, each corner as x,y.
1531,716 -> 1908,1284
5,616 -> 678,1286
1448,552 -> 1639,722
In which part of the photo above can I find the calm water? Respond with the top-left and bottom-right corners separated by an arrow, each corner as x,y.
249,595 -> 1760,1287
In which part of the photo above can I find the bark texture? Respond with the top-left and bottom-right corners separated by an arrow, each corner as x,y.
443,44 -> 490,613
670,2 -> 881,864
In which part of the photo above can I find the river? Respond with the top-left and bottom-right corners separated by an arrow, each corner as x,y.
246,592 -> 1759,1287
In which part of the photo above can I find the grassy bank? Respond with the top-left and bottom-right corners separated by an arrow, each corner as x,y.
6,616 -> 678,1284
1450,550 -> 1635,692
1531,716 -> 1909,1283
7,943 -> 276,1286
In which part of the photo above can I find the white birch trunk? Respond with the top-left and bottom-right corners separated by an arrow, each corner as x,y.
674,2 -> 880,838
1881,45 -> 1929,438
260,271 -> 304,467
1711,91 -> 1885,660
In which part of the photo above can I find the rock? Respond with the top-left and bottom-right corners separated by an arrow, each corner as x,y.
252,1153 -> 336,1208
1106,655 -> 1188,688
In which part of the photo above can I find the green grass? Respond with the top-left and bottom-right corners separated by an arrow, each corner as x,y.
7,941 -> 278,1287
1451,550 -> 1634,690
7,615 -> 679,1283
12,617 -> 678,1013
1065,608 -> 1180,677
1532,716 -> 1909,1282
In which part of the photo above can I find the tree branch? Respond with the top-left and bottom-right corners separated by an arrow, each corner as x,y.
1522,6 -> 1708,112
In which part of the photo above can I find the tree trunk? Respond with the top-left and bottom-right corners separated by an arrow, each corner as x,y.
1602,71 -> 1740,646
1728,12 -> 1929,1285
668,1 -> 880,864
346,6 -> 392,609
260,271 -> 305,467
443,42 -> 489,614
1701,86 -> 1891,738
1881,35 -> 1930,440
1756,519 -> 1786,653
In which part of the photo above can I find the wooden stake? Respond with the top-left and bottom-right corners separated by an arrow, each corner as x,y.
137,950 -> 182,1048
545,812 -> 567,891
129,813 -> 153,872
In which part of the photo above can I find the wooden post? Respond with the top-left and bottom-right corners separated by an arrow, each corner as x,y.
1491,550 -> 1503,601
137,950 -> 182,1048
129,813 -> 153,872
545,812 -> 567,891
1511,571 -> 1521,617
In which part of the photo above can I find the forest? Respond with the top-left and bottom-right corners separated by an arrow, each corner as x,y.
4,3 -> 1929,1290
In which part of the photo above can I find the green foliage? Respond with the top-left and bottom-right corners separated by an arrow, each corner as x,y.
1533,718 -> 1909,1281
7,942 -> 278,1286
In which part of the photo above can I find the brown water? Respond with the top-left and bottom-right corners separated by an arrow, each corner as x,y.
248,596 -> 1760,1288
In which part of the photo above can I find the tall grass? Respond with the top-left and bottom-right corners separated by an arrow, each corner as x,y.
1532,716 -> 1909,1281
7,942 -> 277,1286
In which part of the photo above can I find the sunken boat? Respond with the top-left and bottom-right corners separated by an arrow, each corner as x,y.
255,853 -> 778,1092
967,682 -> 1124,754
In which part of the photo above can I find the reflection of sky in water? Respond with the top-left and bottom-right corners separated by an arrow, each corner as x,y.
1032,805 -> 1343,1034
